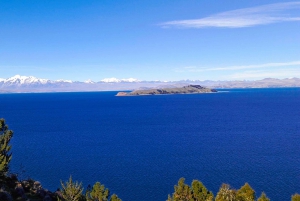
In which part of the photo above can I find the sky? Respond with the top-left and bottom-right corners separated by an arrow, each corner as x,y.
1,0 -> 300,81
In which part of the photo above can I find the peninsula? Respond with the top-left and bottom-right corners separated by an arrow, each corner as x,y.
116,85 -> 217,96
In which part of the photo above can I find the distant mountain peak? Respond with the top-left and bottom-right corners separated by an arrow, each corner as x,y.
100,77 -> 121,83
3,75 -> 50,85
55,79 -> 73,83
100,77 -> 141,83
0,75 -> 77,85
0,75 -> 299,93
121,78 -> 140,82
84,79 -> 95,84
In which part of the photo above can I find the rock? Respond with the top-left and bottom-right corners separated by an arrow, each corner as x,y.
15,182 -> 25,197
43,194 -> 52,201
0,190 -> 13,201
38,188 -> 47,198
55,189 -> 63,200
33,181 -> 42,189
116,92 -> 128,96
21,181 -> 30,192
38,188 -> 53,199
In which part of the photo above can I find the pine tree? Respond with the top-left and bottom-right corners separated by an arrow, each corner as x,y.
172,177 -> 192,201
191,180 -> 214,201
59,176 -> 84,201
110,194 -> 122,201
167,178 -> 213,201
215,184 -> 236,201
292,193 -> 300,201
236,183 -> 255,201
257,192 -> 270,201
86,182 -> 109,201
0,118 -> 13,181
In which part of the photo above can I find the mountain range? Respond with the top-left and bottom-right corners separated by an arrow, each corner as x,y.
0,75 -> 299,93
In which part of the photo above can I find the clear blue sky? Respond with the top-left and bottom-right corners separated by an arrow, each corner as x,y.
1,0 -> 299,81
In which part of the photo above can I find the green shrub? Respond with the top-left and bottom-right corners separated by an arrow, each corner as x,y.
59,176 -> 84,201
0,118 -> 13,183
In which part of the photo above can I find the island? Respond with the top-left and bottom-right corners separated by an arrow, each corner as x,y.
116,85 -> 217,96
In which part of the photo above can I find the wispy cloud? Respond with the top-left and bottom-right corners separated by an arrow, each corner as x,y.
175,61 -> 300,72
161,2 -> 300,28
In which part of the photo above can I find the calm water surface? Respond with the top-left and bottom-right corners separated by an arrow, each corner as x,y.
0,88 -> 299,201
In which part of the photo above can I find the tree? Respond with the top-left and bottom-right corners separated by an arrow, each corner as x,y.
167,178 -> 213,201
86,182 -> 109,201
236,183 -> 255,201
169,177 -> 192,201
257,192 -> 270,201
191,180 -> 214,201
292,193 -> 300,201
59,176 -> 84,201
215,184 -> 236,201
110,194 -> 122,201
85,182 -> 122,201
0,118 -> 13,180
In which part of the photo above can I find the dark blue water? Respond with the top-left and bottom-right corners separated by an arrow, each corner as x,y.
0,88 -> 299,201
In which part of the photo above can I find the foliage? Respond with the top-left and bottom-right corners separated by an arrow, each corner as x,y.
191,180 -> 214,201
110,194 -> 122,201
86,182 -> 109,201
85,181 -> 122,201
257,192 -> 270,201
167,177 -> 192,201
215,184 -> 236,201
167,178 -> 213,201
59,176 -> 84,201
236,183 -> 255,201
292,193 -> 300,201
0,118 -> 13,181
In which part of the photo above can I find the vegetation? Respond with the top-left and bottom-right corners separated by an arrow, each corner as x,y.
86,182 -> 109,201
236,183 -> 255,201
292,194 -> 300,201
0,118 -> 13,184
167,178 -> 213,201
0,119 -> 13,189
257,192 -> 270,201
0,118 -> 299,201
85,181 -> 121,201
59,176 -> 84,201
110,194 -> 122,201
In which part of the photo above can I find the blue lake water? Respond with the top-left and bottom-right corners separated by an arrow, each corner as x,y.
0,88 -> 299,201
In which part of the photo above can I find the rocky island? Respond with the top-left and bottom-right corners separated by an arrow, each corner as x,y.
116,85 -> 217,96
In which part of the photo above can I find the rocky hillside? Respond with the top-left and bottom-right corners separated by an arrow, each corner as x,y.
116,85 -> 217,96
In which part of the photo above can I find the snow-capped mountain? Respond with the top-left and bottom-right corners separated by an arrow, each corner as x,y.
0,75 -> 299,93
100,77 -> 121,83
121,78 -> 140,82
1,75 -> 52,85
84,79 -> 95,84
0,75 -> 142,85
55,79 -> 73,83
0,75 -> 77,86
100,77 -> 140,83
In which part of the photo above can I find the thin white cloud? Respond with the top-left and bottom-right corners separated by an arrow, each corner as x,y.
184,66 -> 197,69
177,61 -> 300,72
161,2 -> 300,28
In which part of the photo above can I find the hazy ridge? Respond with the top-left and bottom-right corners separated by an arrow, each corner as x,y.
0,75 -> 299,93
